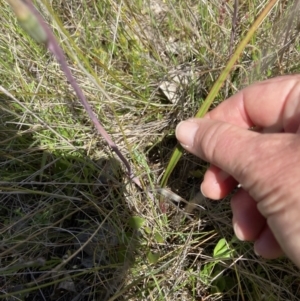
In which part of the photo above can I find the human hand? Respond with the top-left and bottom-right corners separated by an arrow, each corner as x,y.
175,75 -> 300,267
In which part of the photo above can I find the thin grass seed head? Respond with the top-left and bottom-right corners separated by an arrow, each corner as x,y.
7,0 -> 47,43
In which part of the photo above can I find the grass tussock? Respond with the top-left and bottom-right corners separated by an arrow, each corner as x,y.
1,0 -> 300,300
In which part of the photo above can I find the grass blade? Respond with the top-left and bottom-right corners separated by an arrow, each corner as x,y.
160,0 -> 279,188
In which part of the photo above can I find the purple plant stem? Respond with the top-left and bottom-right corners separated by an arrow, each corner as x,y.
23,0 -> 147,192
230,0 -> 238,56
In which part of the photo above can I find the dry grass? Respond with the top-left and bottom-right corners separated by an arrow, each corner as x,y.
1,0 -> 300,300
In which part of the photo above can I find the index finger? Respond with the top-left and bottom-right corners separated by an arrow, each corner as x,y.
205,75 -> 300,133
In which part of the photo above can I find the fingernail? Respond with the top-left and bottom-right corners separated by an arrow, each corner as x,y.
175,120 -> 199,148
254,247 -> 261,256
233,222 -> 245,241
254,240 -> 263,256
200,183 -> 207,198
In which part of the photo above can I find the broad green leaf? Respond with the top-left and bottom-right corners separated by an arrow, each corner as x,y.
144,226 -> 152,234
212,276 -> 226,293
128,216 -> 145,229
213,238 -> 232,258
154,232 -> 164,243
147,251 -> 160,264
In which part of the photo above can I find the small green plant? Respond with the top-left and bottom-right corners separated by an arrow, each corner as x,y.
201,238 -> 236,293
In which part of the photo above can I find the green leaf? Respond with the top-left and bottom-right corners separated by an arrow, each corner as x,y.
154,232 -> 164,243
212,276 -> 226,293
200,262 -> 215,285
147,251 -> 160,264
144,226 -> 152,234
213,238 -> 232,258
128,216 -> 145,229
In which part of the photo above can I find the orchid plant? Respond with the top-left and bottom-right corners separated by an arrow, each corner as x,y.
7,0 -> 146,193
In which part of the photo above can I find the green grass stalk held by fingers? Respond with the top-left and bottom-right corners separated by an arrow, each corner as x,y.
160,0 -> 279,188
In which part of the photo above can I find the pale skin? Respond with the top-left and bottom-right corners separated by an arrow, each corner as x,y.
175,75 -> 300,268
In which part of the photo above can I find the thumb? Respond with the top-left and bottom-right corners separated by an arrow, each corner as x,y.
176,118 -> 300,267
175,118 -> 258,184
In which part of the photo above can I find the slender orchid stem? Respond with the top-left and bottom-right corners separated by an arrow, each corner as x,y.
7,0 -> 146,193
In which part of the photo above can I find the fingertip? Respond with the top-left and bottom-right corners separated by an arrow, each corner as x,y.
202,166 -> 238,199
233,222 -> 246,241
200,183 -> 207,198
175,119 -> 200,149
254,227 -> 283,259
231,189 -> 265,241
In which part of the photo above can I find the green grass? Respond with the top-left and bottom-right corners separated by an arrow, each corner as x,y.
1,0 -> 300,300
